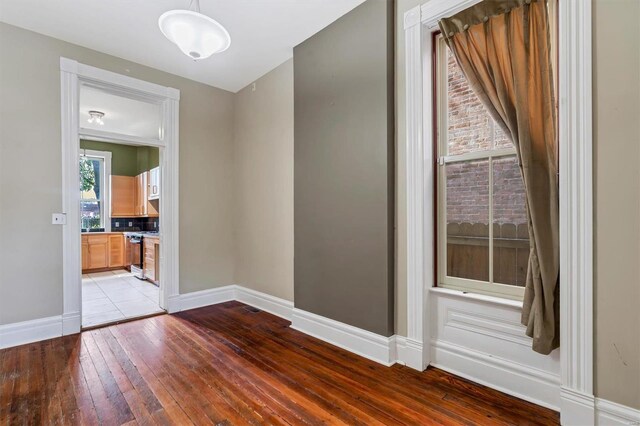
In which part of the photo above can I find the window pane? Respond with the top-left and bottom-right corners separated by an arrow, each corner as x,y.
446,159 -> 490,281
446,49 -> 494,156
81,200 -> 102,229
80,157 -> 102,200
93,159 -> 101,200
80,156 -> 104,229
492,156 -> 530,286
494,122 -> 513,150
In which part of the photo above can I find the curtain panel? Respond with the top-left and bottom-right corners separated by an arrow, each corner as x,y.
439,0 -> 559,354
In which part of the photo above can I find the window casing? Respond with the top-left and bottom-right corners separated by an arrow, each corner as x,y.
80,149 -> 111,231
435,35 -> 527,301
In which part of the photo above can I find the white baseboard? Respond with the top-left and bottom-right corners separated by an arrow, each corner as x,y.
177,285 -> 236,312
235,286 -> 293,320
596,398 -> 640,425
62,311 -> 81,335
431,339 -> 561,411
561,387 -> 596,425
0,315 -> 62,349
393,335 -> 427,370
291,308 -> 395,366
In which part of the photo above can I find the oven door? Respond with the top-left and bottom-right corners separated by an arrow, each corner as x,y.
127,236 -> 144,278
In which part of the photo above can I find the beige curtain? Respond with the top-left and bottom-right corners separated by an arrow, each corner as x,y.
439,0 -> 559,354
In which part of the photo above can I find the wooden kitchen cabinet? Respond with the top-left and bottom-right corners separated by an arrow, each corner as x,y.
134,172 -> 148,216
108,234 -> 124,267
143,236 -> 160,284
111,175 -> 136,217
87,235 -> 109,270
111,172 -> 158,218
82,236 -> 89,270
82,233 -> 126,273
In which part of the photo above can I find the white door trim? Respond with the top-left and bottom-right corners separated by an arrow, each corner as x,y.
60,57 -> 181,335
404,1 -> 594,423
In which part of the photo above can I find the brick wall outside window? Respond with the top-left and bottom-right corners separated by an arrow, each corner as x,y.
445,52 -> 528,227
443,49 -> 530,286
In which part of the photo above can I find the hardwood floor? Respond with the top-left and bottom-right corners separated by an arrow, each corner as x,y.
0,301 -> 559,425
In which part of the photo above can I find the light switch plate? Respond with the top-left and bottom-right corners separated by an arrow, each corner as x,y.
52,213 -> 67,225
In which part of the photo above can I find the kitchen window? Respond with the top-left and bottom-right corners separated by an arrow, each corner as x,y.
435,35 -> 527,301
80,149 -> 112,231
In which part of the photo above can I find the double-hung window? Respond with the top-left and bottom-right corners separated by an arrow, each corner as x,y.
435,35 -> 528,300
80,149 -> 111,231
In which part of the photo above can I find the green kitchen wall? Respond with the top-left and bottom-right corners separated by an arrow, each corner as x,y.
80,140 -> 159,176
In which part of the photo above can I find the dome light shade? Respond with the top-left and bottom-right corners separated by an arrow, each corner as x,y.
158,10 -> 230,60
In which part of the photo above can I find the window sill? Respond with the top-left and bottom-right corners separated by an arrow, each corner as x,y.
429,287 -> 524,310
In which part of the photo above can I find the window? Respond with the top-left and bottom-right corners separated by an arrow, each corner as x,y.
435,35 -> 527,300
80,150 -> 111,231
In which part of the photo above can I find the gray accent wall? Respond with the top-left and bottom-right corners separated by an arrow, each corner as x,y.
293,0 -> 395,336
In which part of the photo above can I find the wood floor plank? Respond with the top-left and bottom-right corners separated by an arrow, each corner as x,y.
233,308 -> 534,425
0,302 -> 560,426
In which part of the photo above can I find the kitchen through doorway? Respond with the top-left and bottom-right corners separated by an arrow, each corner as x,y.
80,140 -> 164,328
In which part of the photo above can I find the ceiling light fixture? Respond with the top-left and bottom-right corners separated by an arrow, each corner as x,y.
87,110 -> 105,125
158,0 -> 231,61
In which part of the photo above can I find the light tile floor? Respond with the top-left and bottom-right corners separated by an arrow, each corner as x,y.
82,269 -> 164,327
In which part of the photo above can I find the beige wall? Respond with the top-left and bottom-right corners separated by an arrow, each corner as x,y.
0,23 -> 236,325
395,0 -> 424,336
233,60 -> 294,301
593,0 -> 640,410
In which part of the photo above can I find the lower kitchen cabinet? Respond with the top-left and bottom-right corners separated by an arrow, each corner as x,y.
144,236 -> 160,284
108,234 -> 124,267
82,233 -> 125,273
82,238 -> 90,270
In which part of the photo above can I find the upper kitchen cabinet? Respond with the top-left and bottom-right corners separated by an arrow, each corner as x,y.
148,167 -> 160,200
134,172 -> 148,216
111,175 -> 136,217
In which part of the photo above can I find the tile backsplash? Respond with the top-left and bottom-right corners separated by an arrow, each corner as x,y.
111,217 -> 159,232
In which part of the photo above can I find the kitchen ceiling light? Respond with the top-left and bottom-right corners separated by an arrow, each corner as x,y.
158,0 -> 230,61
87,110 -> 105,125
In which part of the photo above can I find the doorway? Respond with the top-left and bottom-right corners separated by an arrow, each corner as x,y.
60,58 -> 180,335
79,142 -> 164,328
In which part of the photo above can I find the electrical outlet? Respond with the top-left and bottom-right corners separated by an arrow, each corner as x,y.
128,222 -> 133,227
52,213 -> 66,225
115,222 -> 120,228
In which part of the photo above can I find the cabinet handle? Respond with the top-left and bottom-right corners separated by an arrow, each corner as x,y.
153,185 -> 158,194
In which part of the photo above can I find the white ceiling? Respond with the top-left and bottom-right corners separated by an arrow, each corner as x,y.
0,0 -> 366,93
80,85 -> 162,139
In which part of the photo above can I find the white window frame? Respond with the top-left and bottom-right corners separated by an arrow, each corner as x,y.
79,149 -> 112,232
434,35 -> 524,301
404,0 -> 594,423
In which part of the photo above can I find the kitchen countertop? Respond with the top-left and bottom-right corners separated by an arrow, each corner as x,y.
81,231 -> 125,235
